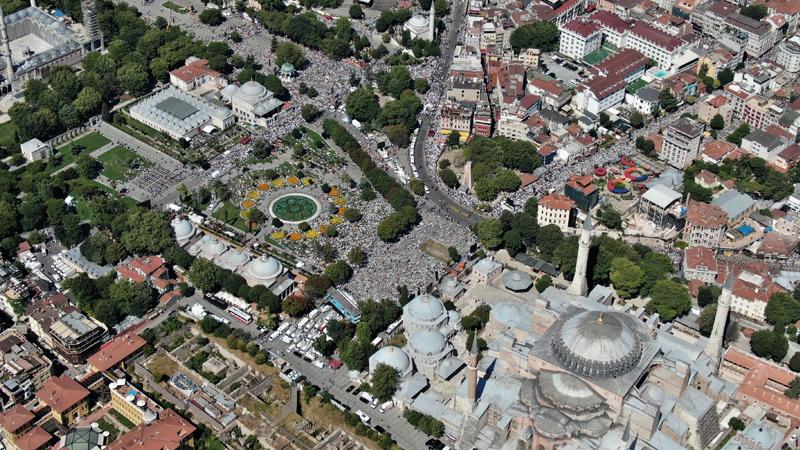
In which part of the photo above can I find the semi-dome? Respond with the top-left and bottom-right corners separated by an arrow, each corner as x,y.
171,218 -> 195,241
244,255 -> 283,281
239,81 -> 267,103
409,328 -> 447,355
552,311 -> 642,377
369,346 -> 411,375
405,294 -> 446,323
537,371 -> 604,412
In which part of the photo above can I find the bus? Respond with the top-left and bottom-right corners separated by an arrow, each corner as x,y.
227,307 -> 252,324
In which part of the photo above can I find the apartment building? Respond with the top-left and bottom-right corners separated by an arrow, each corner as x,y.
742,96 -> 783,130
106,409 -> 195,450
741,129 -> 787,161
565,173 -> 600,211
0,330 -> 51,410
684,201 -> 727,248
36,375 -> 89,427
558,19 -> 603,59
27,293 -> 107,364
572,74 -> 627,116
440,102 -> 474,141
110,379 -> 162,426
723,13 -> 777,58
661,118 -> 704,169
683,247 -> 719,284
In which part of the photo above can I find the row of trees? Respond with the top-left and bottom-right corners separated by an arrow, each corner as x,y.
322,119 -> 419,241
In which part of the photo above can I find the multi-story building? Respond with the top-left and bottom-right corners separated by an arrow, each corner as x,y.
106,409 -> 195,450
741,129 -> 787,161
440,101 -> 474,142
626,22 -> 687,69
0,404 -> 36,446
36,375 -> 89,427
527,78 -> 571,109
447,76 -> 482,103
27,293 -> 107,364
565,174 -> 599,211
722,83 -> 752,120
595,48 -> 649,83
723,13 -> 777,58
638,184 -> 683,229
729,263 -> 786,322
691,0 -> 738,38
558,19 -> 603,59
711,190 -> 756,226
110,379 -> 162,426
495,112 -> 532,142
537,194 -> 576,231
472,95 -> 493,137
661,118 -> 703,169
518,48 -> 541,70
683,247 -> 719,284
697,95 -> 733,124
0,330 -> 51,410
684,201 -> 727,248
742,96 -> 783,131
87,332 -> 147,374
572,74 -> 627,116
169,57 -> 225,92
777,36 -> 800,73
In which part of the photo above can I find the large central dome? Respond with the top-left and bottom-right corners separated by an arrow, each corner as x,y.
552,311 -> 642,377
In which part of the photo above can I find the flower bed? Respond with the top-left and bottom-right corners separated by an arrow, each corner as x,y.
302,177 -> 313,186
257,183 -> 270,191
624,167 -> 648,182
319,224 -> 330,234
330,216 -> 343,225
246,190 -> 261,200
272,179 -> 285,188
240,200 -> 256,209
289,232 -> 302,241
305,230 -> 319,239
329,187 -> 341,197
240,209 -> 251,219
271,231 -> 285,240
287,176 -> 300,185
607,178 -> 631,194
334,197 -> 347,206
620,155 -> 635,167
594,167 -> 607,177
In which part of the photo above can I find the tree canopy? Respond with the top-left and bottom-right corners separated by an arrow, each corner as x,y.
509,21 -> 558,52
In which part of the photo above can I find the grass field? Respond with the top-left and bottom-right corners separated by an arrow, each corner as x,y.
54,132 -> 111,171
0,121 -> 16,150
213,200 -> 249,231
162,1 -> 187,12
626,78 -> 647,94
583,47 -> 613,65
98,146 -> 153,181
110,409 -> 135,429
420,239 -> 450,263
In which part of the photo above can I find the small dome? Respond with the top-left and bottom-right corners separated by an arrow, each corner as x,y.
502,270 -> 532,291
492,303 -> 522,325
369,346 -> 411,375
409,328 -> 447,355
223,249 -> 250,266
245,255 -> 283,281
407,14 -> 429,28
405,294 -> 446,323
552,311 -> 643,377
206,239 -> 227,256
171,218 -> 195,241
280,63 -> 294,74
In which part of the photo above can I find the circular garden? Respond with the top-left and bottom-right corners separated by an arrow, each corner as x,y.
269,193 -> 321,224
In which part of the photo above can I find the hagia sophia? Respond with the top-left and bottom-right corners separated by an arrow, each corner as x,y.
372,218 -> 740,450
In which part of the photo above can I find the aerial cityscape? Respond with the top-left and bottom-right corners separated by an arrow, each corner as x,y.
0,0 -> 798,446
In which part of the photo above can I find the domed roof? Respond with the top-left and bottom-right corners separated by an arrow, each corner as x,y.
206,239 -> 227,256
552,311 -> 642,377
280,63 -> 294,73
171,218 -> 195,241
492,303 -> 522,325
224,249 -> 250,265
239,81 -> 267,102
537,371 -> 604,412
245,255 -> 283,281
405,294 -> 446,323
409,328 -> 447,355
502,270 -> 532,291
370,346 -> 411,374
407,14 -> 429,28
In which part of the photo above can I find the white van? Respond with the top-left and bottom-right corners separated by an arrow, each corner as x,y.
356,410 -> 370,424
379,401 -> 393,412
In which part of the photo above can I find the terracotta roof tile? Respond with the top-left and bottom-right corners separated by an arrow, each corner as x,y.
36,375 -> 89,413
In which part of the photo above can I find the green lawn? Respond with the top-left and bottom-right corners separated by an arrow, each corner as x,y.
626,78 -> 647,94
213,200 -> 249,231
98,146 -> 153,181
0,121 -> 16,150
583,47 -> 613,65
162,1 -> 187,12
69,177 -> 136,219
97,418 -> 119,443
109,409 -> 135,430
54,132 -> 111,172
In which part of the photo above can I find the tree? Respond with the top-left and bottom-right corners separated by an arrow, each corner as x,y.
415,78 -> 429,94
475,219 -> 504,250
596,204 -> 622,230
410,179 -> 425,196
728,417 -> 745,431
698,303 -> 717,337
304,274 -> 332,298
439,168 -> 459,188
765,292 -> 800,325
348,246 -> 366,266
54,214 -> 87,248
346,87 -> 381,123
710,113 -> 725,130
503,229 -> 524,256
300,104 -> 320,122
658,88 -> 678,112
282,296 -> 314,317
629,111 -> 644,128
188,258 -> 220,292
199,8 -> 225,25
48,66 -> 82,101
535,275 -> 552,293
75,154 -> 101,179
247,208 -> 266,228
536,225 -> 563,260
120,210 -> 173,255
325,260 -> 353,285
740,4 -> 767,20
509,21 -> 558,52
117,63 -> 151,96
726,123 -> 750,146
340,338 -> 375,371
73,87 -> 103,117
314,336 -> 337,358
635,136 -> 655,154
790,352 -> 800,373
448,246 -> 460,263
343,208 -> 363,222
610,257 -> 644,298
751,328 -> 788,362
718,68 -> 734,86
646,279 -> 691,321
109,279 -> 155,317
276,42 -> 306,68
348,4 -> 363,18
371,363 -> 400,402
386,124 -> 410,147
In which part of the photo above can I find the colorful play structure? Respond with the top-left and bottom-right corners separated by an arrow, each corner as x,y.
607,178 -> 632,194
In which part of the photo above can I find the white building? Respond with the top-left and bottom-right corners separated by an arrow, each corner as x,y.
682,247 -> 718,284
740,129 -> 787,161
572,75 -> 626,116
537,193 -> 575,231
777,37 -> 800,73
627,86 -> 660,115
20,138 -> 51,162
169,57 -> 226,92
558,19 -> 602,60
129,86 -> 234,141
661,117 -> 704,169
220,81 -> 283,127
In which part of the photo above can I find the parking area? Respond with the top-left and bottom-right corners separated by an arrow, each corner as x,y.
541,53 -> 585,86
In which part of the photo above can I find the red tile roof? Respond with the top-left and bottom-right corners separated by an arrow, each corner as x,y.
169,59 -> 221,83
628,21 -> 684,51
130,256 -> 165,277
724,347 -> 800,420
87,332 -> 147,372
684,246 -> 718,271
755,0 -> 800,15
36,375 -> 89,413
758,233 -> 796,256
15,426 -> 51,450
731,262 -> 786,304
106,409 -> 196,450
702,140 -> 737,161
540,193 -> 575,210
686,200 -> 727,228
590,10 -> 629,32
0,404 -> 35,434
778,144 -> 800,162
562,19 -> 603,37
706,95 -> 728,108
595,48 -> 648,79
583,74 -> 627,100
567,174 -> 598,195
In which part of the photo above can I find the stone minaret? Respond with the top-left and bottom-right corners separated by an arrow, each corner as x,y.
567,215 -> 592,297
0,4 -> 14,84
428,2 -> 435,41
467,336 -> 478,405
705,271 -> 733,374
81,0 -> 102,50
30,0 -> 36,8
